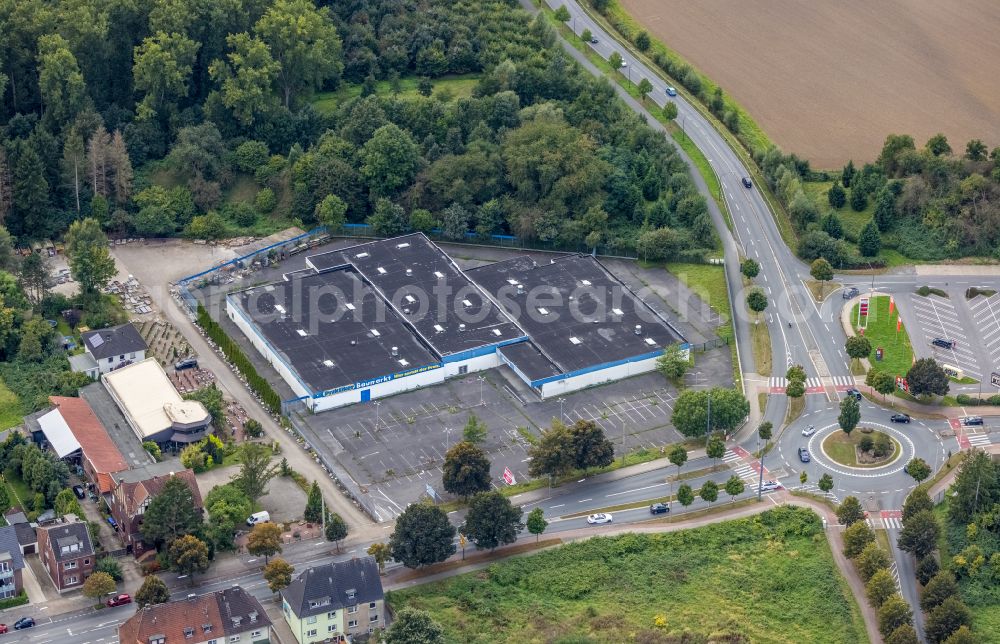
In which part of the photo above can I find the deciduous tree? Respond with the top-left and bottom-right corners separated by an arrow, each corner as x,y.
866,568 -> 897,608
878,595 -> 913,639
838,496 -> 866,528
746,287 -> 767,320
135,575 -> 170,607
209,33 -> 280,127
526,507 -> 548,542
232,443 -> 279,505
65,218 -> 115,297
921,571 -> 958,612
656,343 -> 689,381
462,491 -> 523,550
386,608 -> 445,644
846,335 -> 871,365
247,522 -> 282,563
141,476 -> 203,548
82,571 -> 116,606
925,597 -> 972,644
360,123 -> 420,197
905,458 -> 931,483
325,513 -> 348,552
699,480 -> 718,505
263,557 -> 294,594
838,395 -> 860,435
442,441 -> 491,498
724,475 -> 744,502
367,542 -> 391,574
133,31 -> 200,120
810,258 -> 834,297
740,258 -> 760,280
462,414 -> 488,444
389,503 -> 455,568
906,358 -> 949,398
677,483 -> 694,507
897,509 -> 939,558
856,542 -> 891,582
169,534 -> 210,585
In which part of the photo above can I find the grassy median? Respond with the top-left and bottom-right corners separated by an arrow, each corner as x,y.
850,295 -> 913,379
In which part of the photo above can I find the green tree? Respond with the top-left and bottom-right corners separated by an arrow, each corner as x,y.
746,287 -> 768,320
878,595 -> 913,639
706,434 -> 726,462
785,379 -> 805,399
314,194 -> 347,232
637,78 -> 653,101
204,483 -> 252,552
526,507 -> 547,542
360,123 -> 420,197
856,542 -> 891,582
95,556 -> 123,582
255,0 -> 342,108
948,451 -> 1000,524
232,443 -> 279,505
827,182 -> 846,208
897,509 -> 939,558
886,624 -> 919,644
866,568 -> 897,608
462,414 -> 488,444
567,419 -> 614,470
367,542 -> 391,574
800,471 -> 808,485
247,521 -> 282,563
670,388 -> 749,439
143,441 -> 162,462
668,444 -> 688,479
699,480 -> 718,505
663,101 -> 678,121
385,608 -> 445,644
905,458 -> 931,483
925,597 -> 972,644
677,483 -> 694,507
916,554 -> 940,585
786,364 -> 807,382
635,30 -> 651,51
65,218 -> 116,296
866,368 -> 896,399
740,258 -> 760,280
169,534 -> 210,585
850,187 -> 868,212
132,31 -> 200,120
37,34 -> 86,128
304,481 -> 323,524
818,473 -> 834,493
822,212 -> 844,239
724,475 -> 744,502
837,496 -> 866,527
263,557 -> 294,594
965,139 -> 987,161
846,335 -> 872,365
921,571 -> 959,612
656,343 -> 689,381
926,134 -> 952,157
442,441 -> 491,498
324,513 -> 348,552
859,219 -> 882,257
527,421 -> 575,479
554,5 -> 571,21
367,198 -> 409,237
608,52 -> 623,70
810,258 -> 834,297
389,503 -> 456,569
209,33 -> 280,127
942,626 -> 975,644
141,476 -> 203,548
135,575 -> 170,607
906,358 -> 950,398
462,491 -> 523,551
82,571 -> 116,606
581,29 -> 593,42
54,488 -> 83,517
838,395 -> 860,435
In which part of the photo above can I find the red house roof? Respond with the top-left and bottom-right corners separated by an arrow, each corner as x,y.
50,396 -> 128,492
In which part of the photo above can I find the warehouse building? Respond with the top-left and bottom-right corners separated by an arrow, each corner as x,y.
227,234 -> 686,412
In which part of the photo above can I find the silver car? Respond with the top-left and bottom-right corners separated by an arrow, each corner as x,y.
801,425 -> 817,437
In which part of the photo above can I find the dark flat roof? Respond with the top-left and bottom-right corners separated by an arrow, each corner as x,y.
232,268 -> 440,394
469,255 -> 685,375
306,234 -> 523,357
499,340 -> 560,381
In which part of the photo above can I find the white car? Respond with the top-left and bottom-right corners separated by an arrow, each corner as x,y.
758,481 -> 781,492
801,425 -> 817,437
587,513 -> 613,525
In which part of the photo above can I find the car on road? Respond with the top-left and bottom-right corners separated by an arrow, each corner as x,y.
175,357 -> 198,371
665,86 -> 677,96
931,337 -> 957,350
741,176 -> 753,189
619,60 -> 628,68
846,388 -> 862,401
590,36 -> 599,44
962,416 -> 984,426
759,480 -> 781,492
798,447 -> 811,463
107,594 -> 132,607
890,413 -> 911,424
649,503 -> 669,515
13,617 -> 35,630
842,286 -> 860,299
72,485 -> 86,500
587,513 -> 613,525
802,424 -> 817,437
0,624 -> 7,634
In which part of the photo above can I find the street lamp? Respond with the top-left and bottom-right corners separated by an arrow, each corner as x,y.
445,426 -> 452,447
374,400 -> 382,430
558,397 -> 566,422
478,375 -> 486,406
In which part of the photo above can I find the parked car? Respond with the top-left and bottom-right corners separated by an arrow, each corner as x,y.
846,388 -> 862,401
801,424 -> 817,437
0,624 -> 7,634
649,503 -> 669,515
13,617 -> 35,630
962,416 -> 984,426
246,511 -> 270,526
175,357 -> 198,371
587,513 -> 613,525
759,480 -> 781,492
890,414 -> 911,424
741,176 -> 753,189
665,86 -> 677,96
72,485 -> 86,500
843,287 -> 860,299
107,594 -> 132,607
798,447 -> 811,463
932,337 -> 957,350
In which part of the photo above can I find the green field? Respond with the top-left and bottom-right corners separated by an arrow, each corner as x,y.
822,429 -> 900,468
312,74 -> 481,113
387,506 -> 867,643
666,262 -> 731,341
850,295 -> 913,379
0,378 -> 22,430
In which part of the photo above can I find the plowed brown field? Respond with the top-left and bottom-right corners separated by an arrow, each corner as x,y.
619,0 -> 1000,168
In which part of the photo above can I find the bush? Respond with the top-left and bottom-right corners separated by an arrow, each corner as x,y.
0,590 -> 28,610
141,560 -> 161,575
233,140 -> 269,173
255,188 -> 276,214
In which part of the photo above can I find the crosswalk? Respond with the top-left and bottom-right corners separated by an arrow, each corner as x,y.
966,431 -> 992,447
767,375 -> 855,389
723,449 -> 758,484
792,484 -> 840,504
866,510 -> 903,530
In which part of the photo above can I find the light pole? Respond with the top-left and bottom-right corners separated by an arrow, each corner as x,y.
621,416 -> 627,465
445,426 -> 452,447
478,375 -> 485,406
558,397 -> 566,422
374,400 -> 381,430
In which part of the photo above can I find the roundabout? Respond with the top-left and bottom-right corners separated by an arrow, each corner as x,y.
821,427 -> 903,469
806,422 -> 915,478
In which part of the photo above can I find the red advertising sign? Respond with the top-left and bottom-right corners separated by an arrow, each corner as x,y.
502,467 -> 515,485
859,298 -> 869,317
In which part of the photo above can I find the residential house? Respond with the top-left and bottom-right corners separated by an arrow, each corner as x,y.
0,525 -> 26,600
36,515 -> 94,593
50,396 -> 129,495
3,511 -> 38,555
118,585 -> 271,644
281,557 -> 384,644
70,323 -> 148,379
108,462 -> 203,558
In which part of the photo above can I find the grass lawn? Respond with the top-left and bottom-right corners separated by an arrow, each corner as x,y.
786,393 -> 805,425
751,319 -> 772,376
387,506 -> 867,643
665,262 -> 731,341
0,378 -> 22,430
821,429 -> 900,468
850,295 -> 913,379
1,472 -> 33,511
312,74 -> 481,113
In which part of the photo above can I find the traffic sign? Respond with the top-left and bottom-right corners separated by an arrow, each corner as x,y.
992,372 -> 1000,388
425,483 -> 441,502
502,467 -> 516,485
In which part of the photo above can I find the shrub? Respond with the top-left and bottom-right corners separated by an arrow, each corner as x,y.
255,188 -> 276,214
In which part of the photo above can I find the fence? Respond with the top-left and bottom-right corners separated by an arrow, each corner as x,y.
690,337 -> 730,352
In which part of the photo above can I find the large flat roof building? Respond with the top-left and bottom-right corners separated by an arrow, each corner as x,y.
227,234 -> 686,411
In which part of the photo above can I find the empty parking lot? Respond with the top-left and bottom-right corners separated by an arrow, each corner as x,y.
906,294 -> 983,380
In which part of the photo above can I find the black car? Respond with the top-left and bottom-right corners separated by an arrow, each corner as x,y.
174,357 -> 198,371
14,617 -> 35,630
590,37 -> 599,44
798,447 -> 811,463
741,176 -> 753,189
890,414 -> 911,423
846,388 -> 862,401
931,337 -> 957,350
72,485 -> 86,500
962,416 -> 984,426
842,287 -> 860,299
649,502 -> 670,515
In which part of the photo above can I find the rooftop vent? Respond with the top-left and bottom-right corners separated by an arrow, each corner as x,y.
391,346 -> 398,357
355,252 -> 369,259
459,323 -> 466,331
645,337 -> 657,346
398,359 -> 409,367
370,329 -> 381,337
634,324 -> 642,335
405,268 -> 413,276
506,279 -> 520,286
345,303 -> 356,311
396,242 -> 410,249
296,329 -> 307,337
612,308 -> 623,316
537,307 -> 549,315
462,299 -> 472,307
405,295 -> 416,303
581,280 -> 592,286
434,271 -> 445,278
517,284 -> 524,295
434,324 -> 444,333
377,267 -> 386,274
569,337 -> 581,345
274,304 -> 286,314
323,359 -> 335,367
492,329 -> 502,337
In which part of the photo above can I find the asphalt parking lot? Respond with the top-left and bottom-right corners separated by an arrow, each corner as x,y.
904,293 -> 984,381
968,294 -> 1000,378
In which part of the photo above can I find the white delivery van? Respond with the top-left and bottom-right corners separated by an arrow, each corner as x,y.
247,511 -> 270,526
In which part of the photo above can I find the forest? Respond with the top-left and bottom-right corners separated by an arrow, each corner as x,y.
0,0 -> 714,260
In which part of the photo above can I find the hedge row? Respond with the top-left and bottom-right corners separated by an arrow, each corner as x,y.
955,394 -> 1000,407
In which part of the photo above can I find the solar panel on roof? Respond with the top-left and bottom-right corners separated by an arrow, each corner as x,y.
89,334 -> 105,348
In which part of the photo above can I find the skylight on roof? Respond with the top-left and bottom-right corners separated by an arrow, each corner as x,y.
434,271 -> 444,278
398,359 -> 409,366
645,337 -> 657,346
581,280 -> 592,286
612,308 -> 624,316
296,329 -> 307,337
345,303 -> 356,310
274,304 -> 286,314
396,242 -> 410,248
323,359 -> 335,367
537,307 -> 549,315
569,337 -> 581,345
370,329 -> 381,337
377,267 -> 386,274
434,324 -> 444,333
506,279 -> 520,286
492,329 -> 502,336
356,252 -> 369,259
462,299 -> 473,307
405,295 -> 416,303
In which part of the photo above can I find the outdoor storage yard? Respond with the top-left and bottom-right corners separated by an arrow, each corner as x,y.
617,0 -> 1000,167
